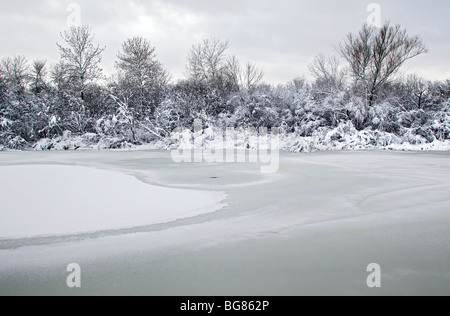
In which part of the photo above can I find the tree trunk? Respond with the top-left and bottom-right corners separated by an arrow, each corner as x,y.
368,76 -> 379,108
129,119 -> 137,144
81,76 -> 85,101
368,93 -> 375,108
418,91 -> 423,109
131,126 -> 137,144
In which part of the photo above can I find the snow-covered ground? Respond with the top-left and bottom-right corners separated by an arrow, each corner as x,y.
0,150 -> 449,295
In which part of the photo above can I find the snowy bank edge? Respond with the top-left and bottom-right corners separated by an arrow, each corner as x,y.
2,123 -> 450,153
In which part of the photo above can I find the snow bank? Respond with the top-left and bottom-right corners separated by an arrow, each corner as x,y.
280,122 -> 450,153
24,122 -> 450,153
0,165 -> 226,238
33,132 -> 134,151
32,131 -> 175,151
165,122 -> 450,153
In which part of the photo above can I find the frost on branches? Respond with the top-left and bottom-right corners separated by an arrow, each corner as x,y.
0,24 -> 449,152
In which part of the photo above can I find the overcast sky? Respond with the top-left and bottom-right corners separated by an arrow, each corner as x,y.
0,0 -> 449,84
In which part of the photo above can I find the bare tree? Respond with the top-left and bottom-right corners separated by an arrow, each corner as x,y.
286,77 -> 308,93
340,22 -> 428,107
405,75 -> 428,109
186,38 -> 230,83
309,54 -> 346,93
0,56 -> 29,93
225,55 -> 241,90
31,60 -> 47,94
225,56 -> 264,93
57,26 -> 105,101
243,62 -> 264,92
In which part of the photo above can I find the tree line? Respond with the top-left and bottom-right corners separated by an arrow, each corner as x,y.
0,22 -> 449,150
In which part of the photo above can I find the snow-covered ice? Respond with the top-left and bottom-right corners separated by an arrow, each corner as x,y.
0,150 -> 449,296
0,165 -> 226,238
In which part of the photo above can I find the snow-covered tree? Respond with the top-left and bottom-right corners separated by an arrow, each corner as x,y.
50,61 -> 70,92
1,24 -> 449,150
427,80 -> 450,110
31,60 -> 48,94
0,56 -> 30,93
109,94 -> 137,144
57,26 -> 105,101
115,36 -> 170,117
0,70 -> 6,103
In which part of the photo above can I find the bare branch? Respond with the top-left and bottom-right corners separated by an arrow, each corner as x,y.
224,56 -> 264,93
0,56 -> 30,92
186,38 -> 230,83
339,22 -> 428,106
309,54 -> 346,92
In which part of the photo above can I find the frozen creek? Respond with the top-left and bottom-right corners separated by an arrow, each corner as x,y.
0,150 -> 449,295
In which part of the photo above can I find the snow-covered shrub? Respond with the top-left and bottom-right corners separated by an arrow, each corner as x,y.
344,97 -> 368,130
431,100 -> 450,140
154,99 -> 189,134
96,115 -> 116,135
274,87 -> 313,129
368,102 -> 400,133
397,109 -> 431,129
222,91 -> 277,128
319,92 -> 349,127
1,117 -> 11,128
397,128 -> 426,145
33,138 -> 55,150
7,136 -> 28,149
280,134 -> 316,153
34,132 -> 102,151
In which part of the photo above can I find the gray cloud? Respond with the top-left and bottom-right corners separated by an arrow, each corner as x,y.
0,0 -> 449,84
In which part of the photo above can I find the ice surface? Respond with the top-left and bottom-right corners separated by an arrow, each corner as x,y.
0,150 -> 449,296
